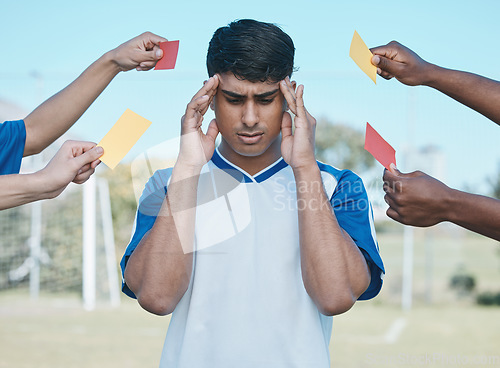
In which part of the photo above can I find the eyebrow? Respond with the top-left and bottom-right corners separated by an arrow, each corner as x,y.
221,89 -> 280,99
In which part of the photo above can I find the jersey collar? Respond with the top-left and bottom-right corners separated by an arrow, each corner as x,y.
211,147 -> 288,183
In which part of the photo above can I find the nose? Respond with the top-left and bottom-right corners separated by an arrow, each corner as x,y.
241,101 -> 259,127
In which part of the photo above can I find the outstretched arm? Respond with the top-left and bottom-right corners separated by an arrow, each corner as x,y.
371,41 -> 500,125
23,32 -> 167,156
383,167 -> 500,241
0,141 -> 102,210
123,76 -> 220,316
280,78 -> 371,316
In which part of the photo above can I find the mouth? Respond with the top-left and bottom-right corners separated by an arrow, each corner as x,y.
237,132 -> 264,144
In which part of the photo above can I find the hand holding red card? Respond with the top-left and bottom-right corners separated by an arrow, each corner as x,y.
154,40 -> 180,70
364,122 -> 396,171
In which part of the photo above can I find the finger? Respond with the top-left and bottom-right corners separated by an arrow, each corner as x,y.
385,165 -> 409,187
205,119 -> 220,142
200,79 -> 219,116
137,49 -> 163,66
383,169 -> 405,193
386,207 -> 403,223
73,168 -> 96,184
383,167 -> 402,181
152,44 -> 163,57
75,164 -> 91,178
280,79 -> 297,115
140,31 -> 168,47
371,55 -> 404,76
377,68 -> 394,80
137,60 -> 158,70
63,140 -> 96,153
191,76 -> 219,117
185,95 -> 210,121
370,44 -> 395,60
369,42 -> 401,58
206,74 -> 220,96
74,146 -> 104,168
295,84 -> 306,118
384,191 -> 399,207
383,168 -> 394,182
389,163 -> 400,175
382,181 -> 394,194
190,75 -> 218,103
90,159 -> 101,169
285,77 -> 298,108
281,111 -> 293,139
200,99 -> 213,116
387,177 -> 404,193
76,163 -> 91,175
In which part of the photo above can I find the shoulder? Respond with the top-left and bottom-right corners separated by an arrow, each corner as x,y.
0,120 -> 26,141
137,167 -> 173,217
143,167 -> 173,197
0,120 -> 27,175
316,161 -> 366,199
0,119 -> 25,129
317,160 -> 363,182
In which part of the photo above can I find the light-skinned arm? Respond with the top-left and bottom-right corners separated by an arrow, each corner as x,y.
0,141 -> 102,210
370,41 -> 500,125
383,166 -> 500,241
280,78 -> 371,316
23,32 -> 167,156
123,76 -> 220,316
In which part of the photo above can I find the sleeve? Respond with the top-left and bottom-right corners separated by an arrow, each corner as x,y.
330,170 -> 385,300
120,168 -> 173,299
0,120 -> 27,175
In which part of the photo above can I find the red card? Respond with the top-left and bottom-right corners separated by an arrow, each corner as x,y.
364,122 -> 396,170
154,40 -> 179,70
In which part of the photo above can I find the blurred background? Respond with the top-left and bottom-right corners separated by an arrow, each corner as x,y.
1,0 -> 499,367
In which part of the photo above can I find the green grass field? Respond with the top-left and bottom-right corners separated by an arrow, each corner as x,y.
1,228 -> 499,367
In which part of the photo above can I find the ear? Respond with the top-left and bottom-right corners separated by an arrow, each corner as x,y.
282,99 -> 289,112
210,96 -> 216,111
291,80 -> 297,91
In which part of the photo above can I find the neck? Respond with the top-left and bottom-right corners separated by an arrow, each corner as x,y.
218,138 -> 282,176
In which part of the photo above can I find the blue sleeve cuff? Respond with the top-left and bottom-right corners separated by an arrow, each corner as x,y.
0,120 -> 26,175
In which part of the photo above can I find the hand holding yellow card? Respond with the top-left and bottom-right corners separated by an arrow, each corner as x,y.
349,30 -> 377,84
98,109 -> 152,170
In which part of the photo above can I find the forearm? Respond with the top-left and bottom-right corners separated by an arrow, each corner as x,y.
23,52 -> 121,156
124,164 -> 200,315
425,64 -> 500,125
446,188 -> 500,241
0,172 -> 52,210
294,167 -> 370,316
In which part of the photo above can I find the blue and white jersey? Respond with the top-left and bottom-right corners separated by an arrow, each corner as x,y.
0,120 -> 26,175
121,147 -> 384,368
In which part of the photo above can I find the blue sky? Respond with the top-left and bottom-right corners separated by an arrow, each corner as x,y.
1,0 -> 499,194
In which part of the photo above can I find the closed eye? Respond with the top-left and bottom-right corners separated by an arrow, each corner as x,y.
258,98 -> 274,104
226,98 -> 243,104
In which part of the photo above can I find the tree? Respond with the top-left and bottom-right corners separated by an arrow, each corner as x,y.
314,117 -> 375,172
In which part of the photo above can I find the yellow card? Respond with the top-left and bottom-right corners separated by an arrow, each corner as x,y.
98,109 -> 152,170
349,30 -> 377,84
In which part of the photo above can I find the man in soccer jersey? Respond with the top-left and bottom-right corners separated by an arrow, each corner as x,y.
121,19 -> 384,367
